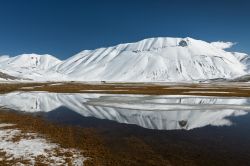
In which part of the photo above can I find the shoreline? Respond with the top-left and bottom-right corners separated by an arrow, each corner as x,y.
0,81 -> 250,97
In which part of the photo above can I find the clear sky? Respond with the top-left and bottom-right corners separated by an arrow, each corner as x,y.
0,0 -> 249,59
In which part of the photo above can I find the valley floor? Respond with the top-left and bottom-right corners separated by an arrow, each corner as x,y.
1,81 -> 250,97
1,82 -> 250,165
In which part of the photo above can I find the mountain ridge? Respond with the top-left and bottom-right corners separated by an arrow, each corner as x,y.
0,37 -> 249,82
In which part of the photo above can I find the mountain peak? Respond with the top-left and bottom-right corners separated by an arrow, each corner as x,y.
112,37 -> 195,52
0,37 -> 248,82
54,37 -> 246,82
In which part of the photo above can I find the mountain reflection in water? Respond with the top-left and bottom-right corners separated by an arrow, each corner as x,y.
0,92 -> 249,130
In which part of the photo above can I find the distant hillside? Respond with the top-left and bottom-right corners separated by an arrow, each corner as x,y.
0,37 -> 249,82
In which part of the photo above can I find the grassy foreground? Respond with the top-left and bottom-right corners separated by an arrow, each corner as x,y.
0,109 -> 171,166
0,109 -> 248,166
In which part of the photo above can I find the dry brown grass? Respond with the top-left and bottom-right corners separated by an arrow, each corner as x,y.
0,110 -> 112,165
1,81 -> 250,97
0,110 -> 171,166
1,82 -> 249,165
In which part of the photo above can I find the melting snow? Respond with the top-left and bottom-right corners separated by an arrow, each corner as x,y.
0,122 -> 86,165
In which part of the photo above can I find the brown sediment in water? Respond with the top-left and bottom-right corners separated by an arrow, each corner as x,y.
1,82 -> 250,97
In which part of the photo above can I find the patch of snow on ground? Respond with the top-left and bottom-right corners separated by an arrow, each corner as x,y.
0,122 -> 86,165
184,91 -> 233,94
80,89 -> 129,92
0,123 -> 15,128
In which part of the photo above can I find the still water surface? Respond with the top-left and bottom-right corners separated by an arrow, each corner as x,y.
1,92 -> 250,165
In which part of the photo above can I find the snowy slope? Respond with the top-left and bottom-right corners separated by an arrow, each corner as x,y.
53,37 -> 246,82
0,92 -> 248,130
0,37 -> 248,82
0,71 -> 19,80
233,52 -> 250,72
0,54 -> 64,81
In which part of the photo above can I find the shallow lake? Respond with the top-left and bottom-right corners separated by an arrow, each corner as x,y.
1,92 -> 250,165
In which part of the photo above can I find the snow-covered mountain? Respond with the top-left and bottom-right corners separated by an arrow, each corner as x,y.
233,52 -> 250,72
0,37 -> 249,82
0,54 -> 64,81
53,37 -> 246,82
0,71 -> 19,81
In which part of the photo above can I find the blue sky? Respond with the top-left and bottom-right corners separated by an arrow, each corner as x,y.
0,0 -> 249,59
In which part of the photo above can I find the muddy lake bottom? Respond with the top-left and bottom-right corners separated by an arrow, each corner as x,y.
0,83 -> 250,165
